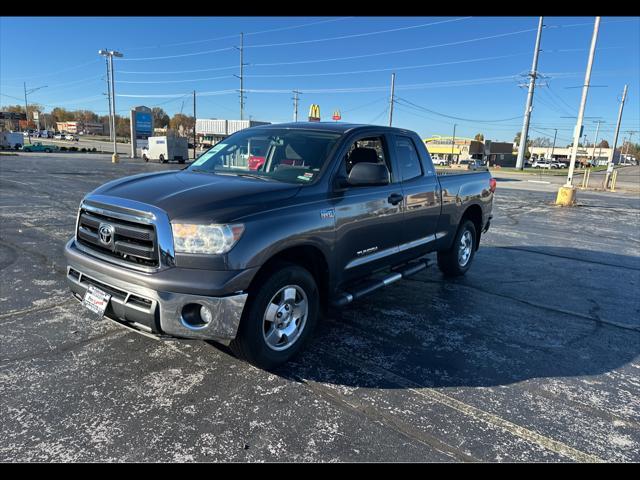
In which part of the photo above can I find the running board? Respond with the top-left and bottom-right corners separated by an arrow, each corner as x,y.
331,258 -> 431,307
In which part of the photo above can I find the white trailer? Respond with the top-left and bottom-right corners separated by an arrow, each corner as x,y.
0,132 -> 24,150
142,136 -> 189,164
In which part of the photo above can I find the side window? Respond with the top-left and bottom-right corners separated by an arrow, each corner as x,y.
394,136 -> 423,181
344,136 -> 395,182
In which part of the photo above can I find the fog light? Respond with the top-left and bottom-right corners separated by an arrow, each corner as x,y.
200,305 -> 213,325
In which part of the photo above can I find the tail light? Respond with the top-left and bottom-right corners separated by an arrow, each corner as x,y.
489,178 -> 497,193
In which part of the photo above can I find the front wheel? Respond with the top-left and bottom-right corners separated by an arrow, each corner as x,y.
143,154 -> 149,163
437,219 -> 477,277
230,263 -> 319,370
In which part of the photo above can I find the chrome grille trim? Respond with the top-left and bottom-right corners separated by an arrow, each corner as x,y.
75,194 -> 176,272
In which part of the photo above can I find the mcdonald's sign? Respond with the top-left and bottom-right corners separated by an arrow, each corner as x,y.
332,110 -> 341,121
308,104 -> 321,122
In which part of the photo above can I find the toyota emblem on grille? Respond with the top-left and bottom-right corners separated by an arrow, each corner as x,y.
98,223 -> 115,248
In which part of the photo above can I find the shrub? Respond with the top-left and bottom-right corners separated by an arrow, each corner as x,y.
60,146 -> 67,151
69,146 -> 78,152
80,147 -> 87,152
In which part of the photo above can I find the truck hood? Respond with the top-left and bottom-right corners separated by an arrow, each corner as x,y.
89,170 -> 301,223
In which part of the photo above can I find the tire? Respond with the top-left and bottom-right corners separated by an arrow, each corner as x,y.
159,154 -> 166,164
230,262 -> 319,370
143,154 -> 149,163
178,159 -> 185,164
23,148 -> 31,152
44,148 -> 51,153
437,219 -> 477,277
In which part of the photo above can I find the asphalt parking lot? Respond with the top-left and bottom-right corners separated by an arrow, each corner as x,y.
1,152 -> 639,462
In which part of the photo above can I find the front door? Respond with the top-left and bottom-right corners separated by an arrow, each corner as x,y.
331,133 -> 405,286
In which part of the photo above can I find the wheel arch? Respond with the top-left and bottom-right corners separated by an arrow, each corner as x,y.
247,244 -> 331,311
460,203 -> 483,250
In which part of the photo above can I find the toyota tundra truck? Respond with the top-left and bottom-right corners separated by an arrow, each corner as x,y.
65,123 -> 495,369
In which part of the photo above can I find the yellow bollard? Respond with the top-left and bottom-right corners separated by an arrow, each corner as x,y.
556,185 -> 576,206
112,153 -> 119,164
610,170 -> 618,192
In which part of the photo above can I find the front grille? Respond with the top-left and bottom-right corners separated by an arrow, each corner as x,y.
77,208 -> 159,268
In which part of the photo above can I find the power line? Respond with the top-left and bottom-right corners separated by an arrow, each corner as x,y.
243,53 -> 528,78
249,27 -> 541,67
244,17 -> 472,48
121,46 -> 235,62
118,75 -> 233,84
126,17 -> 353,51
395,96 -> 523,123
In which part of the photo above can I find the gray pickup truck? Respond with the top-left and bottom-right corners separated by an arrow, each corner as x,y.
65,123 -> 495,369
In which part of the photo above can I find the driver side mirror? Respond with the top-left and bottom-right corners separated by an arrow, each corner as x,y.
347,162 -> 390,187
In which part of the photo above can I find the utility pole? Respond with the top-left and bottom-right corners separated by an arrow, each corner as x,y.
604,87 -> 626,188
234,33 -> 246,121
550,128 -> 557,160
590,120 -> 604,163
23,82 -> 47,142
556,17 -> 600,195
516,16 -> 544,170
388,73 -> 396,127
23,82 -> 29,139
451,123 -> 457,163
193,90 -> 197,161
624,131 -> 635,160
99,49 -> 123,163
292,90 -> 299,122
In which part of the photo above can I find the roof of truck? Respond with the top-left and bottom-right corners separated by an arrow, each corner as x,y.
254,122 -> 415,135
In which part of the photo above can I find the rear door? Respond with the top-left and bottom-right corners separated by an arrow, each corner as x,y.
390,133 -> 442,254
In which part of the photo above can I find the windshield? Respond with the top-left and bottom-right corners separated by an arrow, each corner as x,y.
188,128 -> 342,184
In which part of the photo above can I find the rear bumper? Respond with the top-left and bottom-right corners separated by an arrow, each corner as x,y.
65,239 -> 250,343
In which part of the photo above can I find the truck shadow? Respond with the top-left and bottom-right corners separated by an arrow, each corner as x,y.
275,246 -> 640,389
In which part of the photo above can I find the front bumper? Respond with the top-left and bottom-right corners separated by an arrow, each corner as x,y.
65,239 -> 250,343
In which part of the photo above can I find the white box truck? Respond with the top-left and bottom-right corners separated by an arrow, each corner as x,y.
142,136 -> 189,164
0,132 -> 24,150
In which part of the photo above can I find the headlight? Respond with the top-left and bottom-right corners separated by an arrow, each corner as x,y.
172,223 -> 245,254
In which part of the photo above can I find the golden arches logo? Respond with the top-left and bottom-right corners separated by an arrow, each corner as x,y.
308,104 -> 321,122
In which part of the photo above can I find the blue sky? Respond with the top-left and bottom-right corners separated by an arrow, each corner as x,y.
1,16 -> 639,144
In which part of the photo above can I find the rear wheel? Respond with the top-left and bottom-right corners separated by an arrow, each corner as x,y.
437,219 -> 477,277
159,154 -> 166,164
143,154 -> 149,163
230,262 -> 319,370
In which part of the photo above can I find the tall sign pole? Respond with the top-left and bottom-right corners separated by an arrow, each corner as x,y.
515,16 -> 544,170
603,88 -> 626,188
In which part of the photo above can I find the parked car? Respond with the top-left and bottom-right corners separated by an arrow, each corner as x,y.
65,122 -> 495,369
21,142 -> 59,153
532,159 -> 563,169
459,159 -> 486,171
54,133 -> 64,140
65,134 -> 78,141
431,157 -> 449,166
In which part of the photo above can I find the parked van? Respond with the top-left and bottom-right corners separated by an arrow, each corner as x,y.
142,136 -> 189,163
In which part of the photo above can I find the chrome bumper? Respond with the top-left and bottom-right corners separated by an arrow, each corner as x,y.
65,246 -> 248,344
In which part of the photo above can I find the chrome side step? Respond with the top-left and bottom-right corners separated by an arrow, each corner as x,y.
331,258 -> 431,307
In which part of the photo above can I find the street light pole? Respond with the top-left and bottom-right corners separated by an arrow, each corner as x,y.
99,49 -> 123,163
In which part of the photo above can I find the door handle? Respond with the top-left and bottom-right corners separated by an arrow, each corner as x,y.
388,193 -> 404,205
